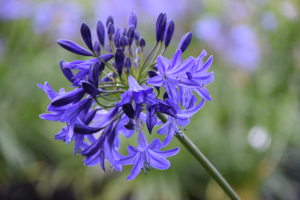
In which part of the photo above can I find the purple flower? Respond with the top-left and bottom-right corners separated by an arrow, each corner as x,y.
115,131 -> 179,180
158,99 -> 205,147
147,49 -> 199,104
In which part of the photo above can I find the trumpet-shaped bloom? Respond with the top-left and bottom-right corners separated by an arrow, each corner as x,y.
115,131 -> 179,180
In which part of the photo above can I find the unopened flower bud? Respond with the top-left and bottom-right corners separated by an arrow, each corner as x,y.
127,11 -> 137,29
178,32 -> 192,53
115,48 -> 124,76
135,57 -> 140,64
113,28 -> 121,48
127,25 -> 135,46
107,22 -> 115,40
124,57 -> 131,74
80,22 -> 93,51
119,35 -> 128,51
133,61 -> 138,70
120,27 -> 127,36
164,19 -> 175,47
156,13 -> 167,42
106,15 -> 114,27
135,47 -> 141,57
96,20 -> 105,47
126,46 -> 133,57
139,38 -> 145,50
134,30 -> 140,46
93,41 -> 101,56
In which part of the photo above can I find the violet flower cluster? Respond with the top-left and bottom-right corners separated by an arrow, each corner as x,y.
39,11 -> 214,180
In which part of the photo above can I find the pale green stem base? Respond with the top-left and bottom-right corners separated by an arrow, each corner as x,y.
156,112 -> 241,200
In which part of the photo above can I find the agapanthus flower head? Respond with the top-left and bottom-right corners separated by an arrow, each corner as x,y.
39,10 -> 214,180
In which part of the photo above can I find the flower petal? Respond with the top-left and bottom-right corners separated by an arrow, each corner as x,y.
150,147 -> 179,158
57,39 -> 93,56
148,138 -> 162,151
178,77 -> 200,88
157,56 -> 170,75
147,76 -> 164,87
162,121 -> 175,147
168,49 -> 182,71
126,154 -> 142,180
194,87 -> 212,101
198,55 -> 213,73
149,151 -> 170,170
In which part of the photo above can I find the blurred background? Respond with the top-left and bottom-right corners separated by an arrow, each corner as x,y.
0,0 -> 299,199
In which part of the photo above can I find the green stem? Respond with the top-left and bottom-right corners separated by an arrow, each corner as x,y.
98,85 -> 127,89
109,40 -> 115,54
92,51 -> 118,75
156,113 -> 241,200
139,42 -> 158,81
141,42 -> 162,80
160,47 -> 167,55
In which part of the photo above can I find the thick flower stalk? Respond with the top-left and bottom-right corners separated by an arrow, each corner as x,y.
39,11 -> 240,200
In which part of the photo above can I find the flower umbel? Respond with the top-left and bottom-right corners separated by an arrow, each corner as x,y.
39,11 -> 214,180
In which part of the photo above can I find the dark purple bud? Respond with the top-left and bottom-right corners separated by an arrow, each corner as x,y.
134,57 -> 140,64
156,13 -> 167,42
124,57 -> 131,73
127,25 -> 135,46
57,39 -> 93,56
148,70 -> 158,78
146,108 -> 157,134
127,11 -> 137,29
148,71 -> 160,92
153,64 -> 158,71
122,103 -> 135,119
107,22 -> 115,40
80,22 -> 93,51
120,27 -> 127,36
101,75 -> 113,83
99,63 -> 105,72
163,92 -> 169,100
96,20 -> 105,47
113,28 -> 121,48
106,15 -> 114,27
119,35 -> 128,51
124,118 -> 135,130
74,124 -> 103,135
178,32 -> 192,53
51,88 -> 85,107
133,61 -> 138,70
89,63 -> 99,87
60,60 -> 74,83
135,47 -> 141,57
164,19 -> 175,47
134,30 -> 140,46
139,38 -> 145,50
81,80 -> 101,97
115,48 -> 124,75
93,41 -> 101,56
